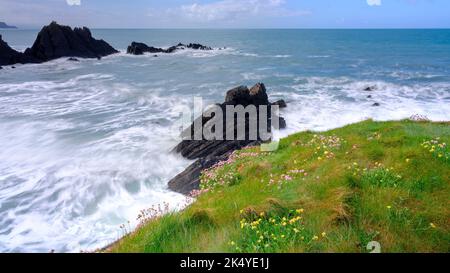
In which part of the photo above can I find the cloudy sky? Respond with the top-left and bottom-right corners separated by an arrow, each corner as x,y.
1,0 -> 449,28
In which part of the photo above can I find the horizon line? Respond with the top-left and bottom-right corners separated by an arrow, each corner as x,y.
2,27 -> 450,31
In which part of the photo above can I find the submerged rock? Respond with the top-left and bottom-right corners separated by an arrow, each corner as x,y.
364,86 -> 376,92
168,83 -> 287,195
271,99 -> 287,108
126,41 -> 213,55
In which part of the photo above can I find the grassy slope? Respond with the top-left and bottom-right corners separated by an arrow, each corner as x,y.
110,120 -> 449,253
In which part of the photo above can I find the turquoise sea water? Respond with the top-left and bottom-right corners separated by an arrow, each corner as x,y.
0,29 -> 449,252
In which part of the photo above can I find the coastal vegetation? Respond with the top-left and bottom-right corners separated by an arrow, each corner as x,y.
109,119 -> 450,253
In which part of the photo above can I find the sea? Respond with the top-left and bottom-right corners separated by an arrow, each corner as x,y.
0,29 -> 449,252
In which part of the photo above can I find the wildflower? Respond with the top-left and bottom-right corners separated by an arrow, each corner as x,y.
312,235 -> 319,240
293,228 -> 299,233
321,232 -> 327,237
260,212 -> 265,217
386,206 -> 392,209
318,157 -> 323,161
430,223 -> 437,229
296,209 -> 304,214
406,158 -> 410,163
230,241 -> 235,246
281,235 -> 285,239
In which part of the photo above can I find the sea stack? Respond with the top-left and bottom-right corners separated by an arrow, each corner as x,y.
168,83 -> 287,195
0,22 -> 118,66
24,21 -> 118,61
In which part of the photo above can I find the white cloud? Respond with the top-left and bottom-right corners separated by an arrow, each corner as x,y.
149,0 -> 310,23
367,0 -> 382,6
66,0 -> 81,6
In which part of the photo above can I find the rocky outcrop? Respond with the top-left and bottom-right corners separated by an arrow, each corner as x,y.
0,22 -> 118,66
0,35 -> 38,66
168,83 -> 287,195
127,41 -> 212,55
24,22 -> 118,62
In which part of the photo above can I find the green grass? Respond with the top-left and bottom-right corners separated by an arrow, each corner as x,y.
108,120 -> 450,253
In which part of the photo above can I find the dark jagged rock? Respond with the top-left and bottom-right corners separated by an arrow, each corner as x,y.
271,99 -> 287,108
168,83 -> 287,195
67,57 -> 79,62
1,22 -> 118,66
23,21 -> 118,62
372,103 -> 380,107
126,41 -> 213,55
367,95 -> 372,98
126,42 -> 166,55
0,34 -> 37,65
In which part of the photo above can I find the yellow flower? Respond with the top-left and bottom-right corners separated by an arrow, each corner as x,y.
293,228 -> 299,233
321,232 -> 327,237
405,158 -> 410,163
260,212 -> 265,217
281,235 -> 285,238
430,223 -> 437,229
312,235 -> 319,240
230,241 -> 235,246
240,209 -> 244,214
296,209 -> 304,214
386,205 -> 392,209
318,157 -> 323,161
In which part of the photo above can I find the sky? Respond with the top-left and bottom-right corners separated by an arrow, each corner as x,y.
0,0 -> 449,29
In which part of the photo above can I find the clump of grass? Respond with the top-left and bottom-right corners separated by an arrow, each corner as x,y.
361,167 -> 402,188
421,138 -> 449,162
230,209 -> 326,253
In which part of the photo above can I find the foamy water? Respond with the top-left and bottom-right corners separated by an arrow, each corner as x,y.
0,29 -> 449,252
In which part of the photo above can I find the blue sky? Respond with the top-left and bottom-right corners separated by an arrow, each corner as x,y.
1,0 -> 449,28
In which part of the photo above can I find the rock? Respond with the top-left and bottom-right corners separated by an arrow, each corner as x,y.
153,55 -> 158,57
0,34 -> 33,65
372,103 -> 380,107
168,83 -> 286,194
67,57 -> 79,62
126,42 -> 166,55
11,66 -> 15,69
271,99 -> 287,108
186,43 -> 212,50
364,86 -> 376,92
126,41 -> 213,55
367,95 -> 372,98
23,21 -> 118,62
225,84 -> 269,106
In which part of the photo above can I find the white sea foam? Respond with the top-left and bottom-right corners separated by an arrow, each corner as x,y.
279,77 -> 450,137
